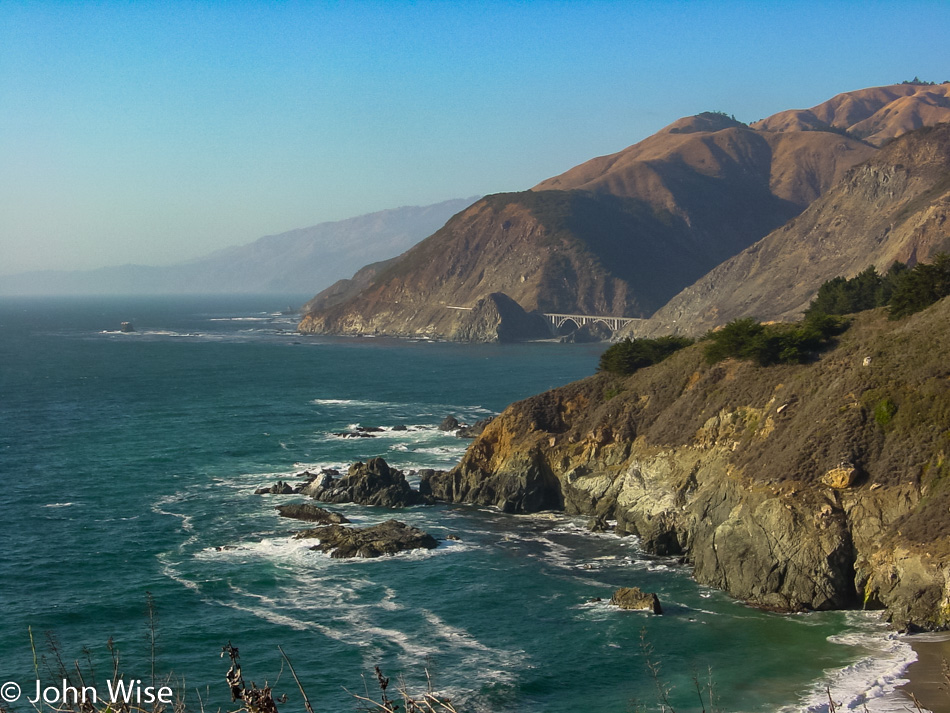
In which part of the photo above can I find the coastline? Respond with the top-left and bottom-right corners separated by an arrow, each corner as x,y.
895,635 -> 950,713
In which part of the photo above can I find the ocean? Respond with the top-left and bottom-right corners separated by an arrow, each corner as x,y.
0,295 -> 917,713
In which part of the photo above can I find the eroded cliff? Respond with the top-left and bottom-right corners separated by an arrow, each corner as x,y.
425,298 -> 950,630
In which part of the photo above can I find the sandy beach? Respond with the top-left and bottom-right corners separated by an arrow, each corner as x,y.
895,635 -> 950,713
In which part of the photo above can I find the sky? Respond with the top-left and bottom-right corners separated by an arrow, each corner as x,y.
1,1 -> 949,276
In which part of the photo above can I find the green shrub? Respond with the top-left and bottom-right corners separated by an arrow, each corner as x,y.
598,335 -> 694,376
874,398 -> 898,428
704,314 -> 846,367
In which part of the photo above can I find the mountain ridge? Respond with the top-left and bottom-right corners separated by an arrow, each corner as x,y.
300,83 -> 950,342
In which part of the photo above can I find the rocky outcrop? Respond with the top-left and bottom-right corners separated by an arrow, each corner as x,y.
430,300 -> 950,630
452,293 -> 551,343
294,519 -> 439,558
300,457 -> 432,508
610,587 -> 663,614
276,503 -> 350,524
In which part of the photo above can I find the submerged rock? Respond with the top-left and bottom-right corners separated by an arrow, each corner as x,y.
276,503 -> 350,524
295,519 -> 439,558
300,457 -> 432,507
610,587 -> 663,614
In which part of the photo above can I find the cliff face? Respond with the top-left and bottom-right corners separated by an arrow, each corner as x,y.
425,298 -> 950,630
635,123 -> 950,338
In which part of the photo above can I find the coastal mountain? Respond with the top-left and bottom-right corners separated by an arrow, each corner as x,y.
0,198 -> 478,296
752,82 -> 950,146
299,84 -> 950,342
424,295 -> 950,630
635,121 -> 950,338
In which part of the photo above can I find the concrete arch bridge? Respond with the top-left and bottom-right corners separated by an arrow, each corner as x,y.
542,313 -> 644,334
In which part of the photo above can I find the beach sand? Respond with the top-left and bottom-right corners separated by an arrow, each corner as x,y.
894,635 -> 950,713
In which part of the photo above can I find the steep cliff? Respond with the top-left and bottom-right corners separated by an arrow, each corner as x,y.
425,297 -> 950,630
635,122 -> 950,338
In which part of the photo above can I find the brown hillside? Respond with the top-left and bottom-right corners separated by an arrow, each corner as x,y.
637,123 -> 950,338
753,83 -> 950,146
535,116 -> 873,209
301,117 -> 872,339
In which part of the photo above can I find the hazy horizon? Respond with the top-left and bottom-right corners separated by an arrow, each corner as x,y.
2,1 -> 949,275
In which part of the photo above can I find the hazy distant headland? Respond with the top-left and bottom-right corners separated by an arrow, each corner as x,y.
0,197 -> 478,296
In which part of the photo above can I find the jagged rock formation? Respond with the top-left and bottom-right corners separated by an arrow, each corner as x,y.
294,519 -> 438,558
635,122 -> 950,337
300,457 -> 432,507
426,298 -> 950,630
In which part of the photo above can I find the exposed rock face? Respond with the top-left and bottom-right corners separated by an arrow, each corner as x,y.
431,300 -> 950,630
610,587 -> 663,614
276,503 -> 350,524
295,519 -> 438,558
300,457 -> 432,507
635,123 -> 950,338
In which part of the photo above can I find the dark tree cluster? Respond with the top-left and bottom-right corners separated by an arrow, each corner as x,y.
805,254 -> 950,320
598,335 -> 694,376
703,314 -> 846,367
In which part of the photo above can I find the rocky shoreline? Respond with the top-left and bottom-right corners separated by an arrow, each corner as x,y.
420,302 -> 950,632
267,301 -> 950,630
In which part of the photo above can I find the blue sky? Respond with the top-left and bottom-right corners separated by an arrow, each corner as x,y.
1,1 -> 948,275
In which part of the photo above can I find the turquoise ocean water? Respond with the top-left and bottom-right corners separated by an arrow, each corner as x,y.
0,296 -> 917,712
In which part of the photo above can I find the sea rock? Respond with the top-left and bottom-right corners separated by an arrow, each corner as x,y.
457,417 -> 493,439
276,503 -> 350,524
120,321 -> 135,332
295,519 -> 438,558
610,587 -> 662,614
300,457 -> 432,507
255,480 -> 294,495
438,416 -> 460,431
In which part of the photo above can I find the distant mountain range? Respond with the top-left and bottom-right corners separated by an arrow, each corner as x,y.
298,83 -> 950,341
0,197 -> 479,296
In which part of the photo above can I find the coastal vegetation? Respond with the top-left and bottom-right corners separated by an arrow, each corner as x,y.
598,335 -> 694,375
805,254 -> 950,321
